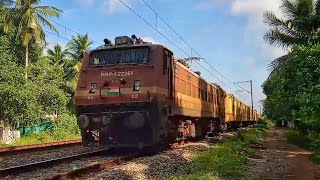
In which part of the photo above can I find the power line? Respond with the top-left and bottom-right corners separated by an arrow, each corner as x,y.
140,0 -> 245,94
47,18 -> 103,46
2,0 -> 102,46
44,29 -> 71,42
118,0 -> 248,102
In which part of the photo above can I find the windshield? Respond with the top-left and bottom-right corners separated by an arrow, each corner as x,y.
90,48 -> 149,66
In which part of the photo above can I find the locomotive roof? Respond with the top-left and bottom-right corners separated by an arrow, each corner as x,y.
89,43 -> 171,53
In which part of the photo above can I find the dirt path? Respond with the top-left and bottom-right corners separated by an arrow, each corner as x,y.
247,126 -> 320,180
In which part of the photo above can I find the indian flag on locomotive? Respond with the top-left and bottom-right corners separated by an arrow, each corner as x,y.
107,86 -> 120,95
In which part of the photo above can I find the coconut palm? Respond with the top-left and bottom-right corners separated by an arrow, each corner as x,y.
67,34 -> 93,62
65,34 -> 93,91
0,0 -> 63,78
264,0 -> 320,70
46,44 -> 69,67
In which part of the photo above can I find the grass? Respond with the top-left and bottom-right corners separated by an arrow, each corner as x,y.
285,130 -> 311,149
0,131 -> 80,147
171,121 -> 270,180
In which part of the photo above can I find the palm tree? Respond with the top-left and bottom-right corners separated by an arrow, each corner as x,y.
264,0 -> 320,70
0,0 -> 63,78
67,34 -> 93,62
46,44 -> 69,66
66,34 -> 93,91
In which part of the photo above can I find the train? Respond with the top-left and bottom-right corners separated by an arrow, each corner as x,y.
74,35 -> 261,153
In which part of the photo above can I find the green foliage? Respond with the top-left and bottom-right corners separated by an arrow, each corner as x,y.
314,150 -> 320,164
13,132 -> 55,145
0,0 -> 87,144
285,130 -> 311,149
263,44 -> 320,133
172,126 -> 268,180
264,0 -> 320,71
285,129 -> 320,163
67,34 -> 93,62
264,0 -> 320,48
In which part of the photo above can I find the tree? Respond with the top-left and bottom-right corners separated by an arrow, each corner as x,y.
67,34 -> 93,62
46,44 -> 69,67
264,0 -> 320,70
263,44 -> 320,132
0,0 -> 63,78
66,34 -> 93,90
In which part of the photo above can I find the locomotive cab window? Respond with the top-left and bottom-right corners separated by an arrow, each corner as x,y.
90,48 -> 149,66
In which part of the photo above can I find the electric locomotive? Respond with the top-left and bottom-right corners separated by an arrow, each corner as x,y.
74,35 -> 174,151
74,35 -> 259,152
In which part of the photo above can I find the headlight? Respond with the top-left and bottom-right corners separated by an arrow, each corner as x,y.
90,83 -> 97,93
133,80 -> 141,91
77,115 -> 89,129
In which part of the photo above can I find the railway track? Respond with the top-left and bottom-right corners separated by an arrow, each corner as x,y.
1,129 -> 249,179
45,154 -> 140,180
0,139 -> 82,155
0,149 -> 109,178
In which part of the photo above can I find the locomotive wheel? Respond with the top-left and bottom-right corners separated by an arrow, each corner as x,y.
82,131 -> 94,147
142,144 -> 161,155
142,130 -> 167,155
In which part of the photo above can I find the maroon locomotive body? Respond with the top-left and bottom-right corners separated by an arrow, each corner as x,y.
74,35 -> 258,152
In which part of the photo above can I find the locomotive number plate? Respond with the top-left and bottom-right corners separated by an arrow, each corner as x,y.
101,71 -> 134,77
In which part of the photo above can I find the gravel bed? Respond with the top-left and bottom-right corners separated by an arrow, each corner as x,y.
246,148 -> 294,180
0,145 -> 106,169
77,142 -> 210,180
2,152 -> 125,180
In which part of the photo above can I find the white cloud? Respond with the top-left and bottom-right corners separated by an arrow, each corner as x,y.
230,0 -> 282,27
142,36 -> 161,44
102,0 -> 134,14
207,0 -> 286,60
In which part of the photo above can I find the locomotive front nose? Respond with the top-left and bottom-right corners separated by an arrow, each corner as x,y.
77,114 -> 90,129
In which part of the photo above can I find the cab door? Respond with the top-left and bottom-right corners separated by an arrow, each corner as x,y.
164,50 -> 174,113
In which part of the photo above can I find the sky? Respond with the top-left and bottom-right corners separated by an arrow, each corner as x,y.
42,0 -> 287,112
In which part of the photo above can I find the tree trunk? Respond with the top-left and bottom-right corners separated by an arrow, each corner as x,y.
25,43 -> 29,79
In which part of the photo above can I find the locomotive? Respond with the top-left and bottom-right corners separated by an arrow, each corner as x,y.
74,35 -> 260,152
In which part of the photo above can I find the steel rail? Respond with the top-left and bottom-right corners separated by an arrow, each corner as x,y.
0,139 -> 82,155
45,154 -> 140,180
0,149 -> 108,177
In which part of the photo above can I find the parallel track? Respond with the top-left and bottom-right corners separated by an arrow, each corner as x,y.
45,154 -> 140,180
0,149 -> 108,177
44,141 -> 203,180
1,128 -> 251,179
0,139 -> 82,155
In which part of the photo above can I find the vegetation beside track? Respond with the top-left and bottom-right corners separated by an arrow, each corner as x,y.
285,129 -> 320,164
261,0 -> 320,165
171,120 -> 270,180
0,1 -> 90,145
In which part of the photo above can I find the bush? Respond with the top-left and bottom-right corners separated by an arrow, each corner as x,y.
307,131 -> 320,150
13,132 -> 55,145
172,127 -> 265,180
285,130 -> 311,149
313,150 -> 320,164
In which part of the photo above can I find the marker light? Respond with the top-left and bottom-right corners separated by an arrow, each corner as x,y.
133,80 -> 141,91
90,83 -> 97,93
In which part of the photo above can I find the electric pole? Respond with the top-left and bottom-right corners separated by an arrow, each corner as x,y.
234,80 -> 254,121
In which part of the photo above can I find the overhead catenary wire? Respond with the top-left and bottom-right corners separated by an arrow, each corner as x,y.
46,18 -> 103,46
118,0 -> 248,102
2,0 -> 103,46
140,0 -> 247,94
140,0 -> 268,103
